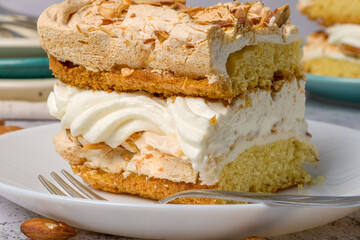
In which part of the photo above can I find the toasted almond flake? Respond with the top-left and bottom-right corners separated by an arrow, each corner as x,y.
212,20 -> 234,27
99,26 -> 117,37
130,13 -> 136,18
182,7 -> 203,17
181,77 -> 188,89
123,0 -> 132,5
144,38 -> 156,44
233,7 -> 246,20
124,40 -> 130,46
154,30 -> 170,43
85,10 -> 93,17
98,6 -> 117,18
121,67 -> 134,76
210,115 -> 217,125
173,2 -> 187,11
121,153 -> 131,161
76,25 -> 82,33
186,43 -> 194,49
101,18 -> 116,25
114,4 -> 130,18
194,20 -> 212,25
341,44 -> 360,57
273,4 -> 290,27
88,27 -> 97,32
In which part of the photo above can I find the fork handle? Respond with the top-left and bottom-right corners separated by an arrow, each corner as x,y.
157,189 -> 360,207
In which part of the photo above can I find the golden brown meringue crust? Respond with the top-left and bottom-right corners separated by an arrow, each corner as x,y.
39,0 -> 302,99
49,39 -> 303,100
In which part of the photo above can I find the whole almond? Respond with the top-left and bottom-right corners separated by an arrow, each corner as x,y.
20,218 -> 77,240
0,125 -> 23,135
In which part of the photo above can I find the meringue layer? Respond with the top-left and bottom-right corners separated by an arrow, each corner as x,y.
38,0 -> 301,82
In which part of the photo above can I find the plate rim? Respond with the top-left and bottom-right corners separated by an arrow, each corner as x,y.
306,73 -> 360,84
1,120 -> 360,209
0,38 -> 41,48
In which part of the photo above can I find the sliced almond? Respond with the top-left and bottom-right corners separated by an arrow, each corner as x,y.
101,18 -> 116,25
114,4 -> 130,17
212,20 -> 234,27
154,30 -> 170,43
99,26 -> 118,37
272,4 -> 290,27
122,0 -> 132,5
341,44 -> 360,57
133,0 -> 185,5
121,67 -> 135,77
233,7 -> 247,20
98,6 -> 117,18
182,7 -> 203,17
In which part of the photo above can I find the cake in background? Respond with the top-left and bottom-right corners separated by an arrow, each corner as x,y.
298,0 -> 360,26
298,0 -> 360,78
38,0 -> 318,204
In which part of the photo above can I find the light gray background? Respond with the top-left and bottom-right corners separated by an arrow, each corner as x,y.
0,0 -> 321,39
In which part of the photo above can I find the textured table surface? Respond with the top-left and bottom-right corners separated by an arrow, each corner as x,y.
1,94 -> 360,239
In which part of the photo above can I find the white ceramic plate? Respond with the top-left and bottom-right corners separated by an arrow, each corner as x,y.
0,78 -> 57,101
0,121 -> 360,239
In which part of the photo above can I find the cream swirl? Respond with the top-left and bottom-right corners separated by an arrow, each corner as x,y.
48,83 -> 175,148
326,24 -> 360,49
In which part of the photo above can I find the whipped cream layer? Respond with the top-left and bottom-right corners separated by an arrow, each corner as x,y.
326,24 -> 360,49
38,0 -> 301,81
48,79 -> 309,184
303,29 -> 360,64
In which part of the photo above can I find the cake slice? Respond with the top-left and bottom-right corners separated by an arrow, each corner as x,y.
39,0 -> 303,100
302,26 -> 360,78
39,0 -> 318,204
298,0 -> 360,26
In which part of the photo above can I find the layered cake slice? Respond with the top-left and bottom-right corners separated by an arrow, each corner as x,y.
299,0 -> 360,78
39,0 -> 318,204
302,27 -> 360,78
298,0 -> 360,26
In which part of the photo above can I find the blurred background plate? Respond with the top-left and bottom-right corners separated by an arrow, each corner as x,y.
0,0 -> 62,18
306,74 -> 360,104
0,39 -> 46,58
0,57 -> 53,78
0,78 -> 57,101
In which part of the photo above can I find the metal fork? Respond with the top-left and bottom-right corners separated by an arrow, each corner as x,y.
39,169 -> 107,201
39,170 -> 360,207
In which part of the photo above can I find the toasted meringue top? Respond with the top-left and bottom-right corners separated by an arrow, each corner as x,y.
38,0 -> 301,81
303,30 -> 360,63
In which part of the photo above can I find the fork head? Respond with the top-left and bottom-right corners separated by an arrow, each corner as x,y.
39,169 -> 107,201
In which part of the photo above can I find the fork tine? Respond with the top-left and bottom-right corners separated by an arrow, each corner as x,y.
38,175 -> 67,196
61,169 -> 107,201
51,172 -> 86,199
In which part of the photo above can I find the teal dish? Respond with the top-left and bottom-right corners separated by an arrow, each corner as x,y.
306,74 -> 360,103
0,57 -> 54,78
